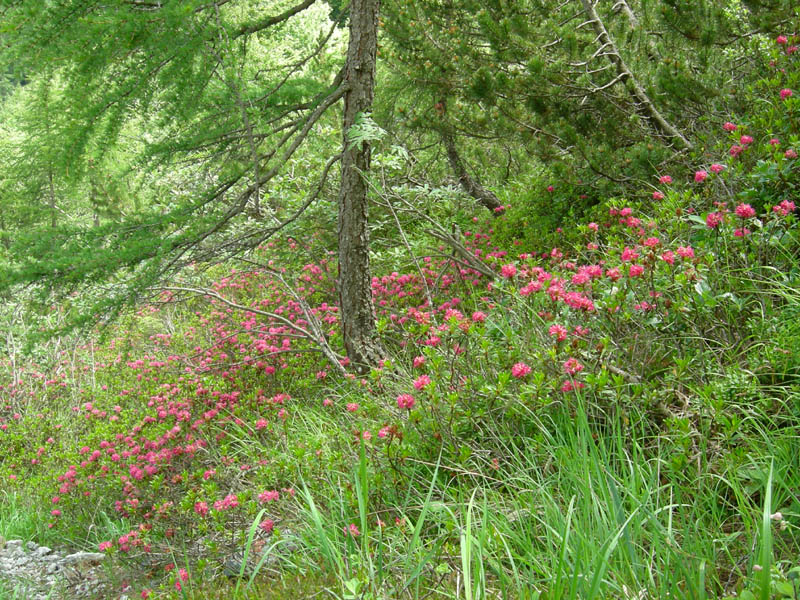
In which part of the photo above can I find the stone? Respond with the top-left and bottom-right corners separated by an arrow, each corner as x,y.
59,551 -> 105,566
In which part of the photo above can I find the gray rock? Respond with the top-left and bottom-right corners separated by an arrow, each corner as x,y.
59,551 -> 105,566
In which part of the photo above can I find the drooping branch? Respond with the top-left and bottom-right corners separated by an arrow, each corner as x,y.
440,129 -> 502,214
579,0 -> 693,151
235,0 -> 318,38
154,285 -> 345,374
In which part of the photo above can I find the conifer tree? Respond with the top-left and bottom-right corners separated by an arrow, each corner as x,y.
0,0 -> 384,369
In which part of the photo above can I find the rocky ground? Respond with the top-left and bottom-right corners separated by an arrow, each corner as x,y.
0,538 -> 122,599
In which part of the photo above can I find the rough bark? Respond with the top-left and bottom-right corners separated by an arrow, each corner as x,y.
338,0 -> 384,372
580,0 -> 693,151
441,130 -> 502,214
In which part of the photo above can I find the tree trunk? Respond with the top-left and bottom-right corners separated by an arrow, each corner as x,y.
338,0 -> 384,372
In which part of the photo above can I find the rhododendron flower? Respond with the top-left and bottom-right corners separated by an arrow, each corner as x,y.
629,264 -> 644,277
511,362 -> 531,378
501,264 -> 517,278
643,237 -> 660,247
659,175 -> 672,184
413,375 -> 431,390
694,170 -> 708,183
772,199 -> 797,215
734,228 -> 751,237
471,311 -> 487,323
652,191 -> 664,201
588,222 -> 599,231
194,502 -> 208,516
769,138 -> 780,146
621,247 -> 639,262
397,394 -> 415,410
258,490 -> 279,503
676,246 -> 694,259
785,149 -> 798,159
661,251 -> 675,265
735,203 -> 756,219
346,403 -> 359,412
99,541 -> 112,552
710,163 -> 725,174
730,145 -> 744,157
780,88 -> 793,100
739,135 -> 753,145
413,355 -> 426,368
546,185 -> 554,192
723,122 -> 737,132
51,509 -> 61,517
777,35 -> 788,45
260,519 -> 275,533
322,398 -> 333,407
549,324 -> 568,342
378,426 -> 390,438
255,418 -> 268,430
344,524 -> 360,537
561,380 -> 586,392
706,212 -> 723,228
563,358 -> 584,375
606,267 -> 622,281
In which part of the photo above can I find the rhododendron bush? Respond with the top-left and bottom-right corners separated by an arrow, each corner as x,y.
1,24 -> 799,600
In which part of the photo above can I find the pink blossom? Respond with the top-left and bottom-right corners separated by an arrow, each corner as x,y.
730,145 -> 744,157
735,203 -> 756,219
706,212 -> 723,228
734,228 -> 751,237
643,237 -> 660,247
563,358 -> 584,375
255,418 -> 268,430
660,251 -> 675,265
194,502 -> 208,516
346,403 -> 359,413
606,267 -> 621,281
676,246 -> 694,259
710,163 -> 725,174
786,149 -> 798,159
773,199 -> 796,215
777,35 -> 788,45
511,362 -> 532,379
471,311 -> 487,323
694,170 -> 708,183
99,541 -> 112,552
413,375 -> 431,390
549,324 -> 568,342
769,138 -> 780,146
344,524 -> 360,537
501,264 -> 517,278
260,519 -> 275,533
652,191 -> 664,201
629,264 -> 644,277
723,122 -> 737,132
588,222 -> 599,231
659,175 -> 673,184
413,355 -> 426,368
397,394 -> 415,410
780,88 -> 793,100
621,247 -> 639,262
258,490 -> 279,503
740,135 -> 754,145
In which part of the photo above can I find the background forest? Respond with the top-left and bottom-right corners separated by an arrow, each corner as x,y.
0,0 -> 799,598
